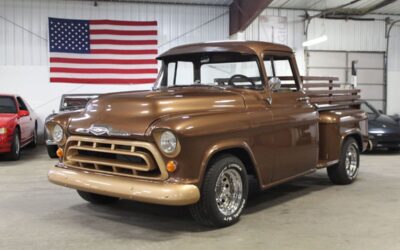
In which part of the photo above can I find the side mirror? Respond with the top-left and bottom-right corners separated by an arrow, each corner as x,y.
268,77 -> 281,91
18,110 -> 30,117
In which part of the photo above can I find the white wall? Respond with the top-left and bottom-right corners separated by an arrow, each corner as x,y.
0,0 -> 229,138
387,24 -> 400,115
307,15 -> 400,115
239,8 -> 400,115
234,8 -> 306,75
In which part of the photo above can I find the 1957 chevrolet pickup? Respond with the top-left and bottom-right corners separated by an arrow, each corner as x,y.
46,41 -> 368,227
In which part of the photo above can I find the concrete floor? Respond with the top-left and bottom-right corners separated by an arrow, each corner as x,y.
0,146 -> 399,250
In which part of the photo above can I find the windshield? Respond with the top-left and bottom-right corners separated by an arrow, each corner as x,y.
0,96 -> 17,114
154,53 -> 263,90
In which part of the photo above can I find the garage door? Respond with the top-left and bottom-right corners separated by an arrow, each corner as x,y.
307,51 -> 385,111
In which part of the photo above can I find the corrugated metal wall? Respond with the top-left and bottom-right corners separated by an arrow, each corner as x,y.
243,8 -> 304,50
0,0 -> 229,65
307,16 -> 386,51
0,0 -> 229,136
239,8 -> 306,74
240,8 -> 400,114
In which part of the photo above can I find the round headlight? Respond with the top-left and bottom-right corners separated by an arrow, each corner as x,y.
52,124 -> 64,143
160,131 -> 177,154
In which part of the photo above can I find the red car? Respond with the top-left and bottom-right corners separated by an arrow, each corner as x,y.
0,94 -> 37,160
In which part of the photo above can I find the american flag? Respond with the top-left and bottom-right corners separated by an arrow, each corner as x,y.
48,17 -> 158,84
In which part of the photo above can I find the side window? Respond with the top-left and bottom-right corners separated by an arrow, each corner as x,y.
17,97 -> 28,111
264,56 -> 298,91
167,62 -> 176,86
167,61 -> 194,86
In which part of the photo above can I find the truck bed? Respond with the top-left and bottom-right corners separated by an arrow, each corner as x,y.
299,76 -> 367,168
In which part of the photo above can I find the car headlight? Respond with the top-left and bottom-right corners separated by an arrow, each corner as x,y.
52,124 -> 64,143
0,128 -> 6,135
160,131 -> 177,154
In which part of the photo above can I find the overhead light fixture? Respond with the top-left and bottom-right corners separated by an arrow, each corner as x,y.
302,35 -> 328,47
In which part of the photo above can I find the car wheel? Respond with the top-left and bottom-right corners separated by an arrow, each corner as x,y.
77,190 -> 119,205
47,145 -> 58,158
189,154 -> 248,227
7,130 -> 21,161
327,137 -> 360,185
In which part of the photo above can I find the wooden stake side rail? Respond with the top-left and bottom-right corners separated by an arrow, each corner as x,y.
305,89 -> 360,96
298,76 -> 361,109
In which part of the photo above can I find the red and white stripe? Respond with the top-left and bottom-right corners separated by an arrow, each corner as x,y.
50,20 -> 158,85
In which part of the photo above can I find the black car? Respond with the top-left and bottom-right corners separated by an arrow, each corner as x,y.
45,94 -> 98,158
361,101 -> 400,151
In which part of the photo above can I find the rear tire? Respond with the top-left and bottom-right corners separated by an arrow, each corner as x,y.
77,190 -> 119,205
7,130 -> 21,161
189,154 -> 248,227
327,137 -> 360,185
47,145 -> 58,159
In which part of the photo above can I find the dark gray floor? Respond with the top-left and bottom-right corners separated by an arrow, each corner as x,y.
0,146 -> 399,250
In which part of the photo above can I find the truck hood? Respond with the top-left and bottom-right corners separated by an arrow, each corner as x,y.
68,87 -> 245,137
0,113 -> 17,127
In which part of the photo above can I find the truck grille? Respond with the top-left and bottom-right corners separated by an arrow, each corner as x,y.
63,136 -> 167,180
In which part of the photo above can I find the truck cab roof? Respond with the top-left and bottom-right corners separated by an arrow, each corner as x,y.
158,41 -> 293,59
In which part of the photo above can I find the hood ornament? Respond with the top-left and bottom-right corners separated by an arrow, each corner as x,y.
88,125 -> 110,136
75,124 -> 130,137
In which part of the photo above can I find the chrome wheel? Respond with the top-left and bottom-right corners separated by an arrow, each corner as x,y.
345,144 -> 359,179
215,165 -> 243,216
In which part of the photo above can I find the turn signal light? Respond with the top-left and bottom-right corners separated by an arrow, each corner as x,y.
166,160 -> 177,173
56,148 -> 64,159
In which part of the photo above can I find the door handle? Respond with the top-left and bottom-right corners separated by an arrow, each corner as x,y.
296,96 -> 310,102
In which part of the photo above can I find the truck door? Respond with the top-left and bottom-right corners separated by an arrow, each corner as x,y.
263,53 -> 319,181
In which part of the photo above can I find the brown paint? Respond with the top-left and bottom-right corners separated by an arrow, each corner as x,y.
46,41 -> 368,205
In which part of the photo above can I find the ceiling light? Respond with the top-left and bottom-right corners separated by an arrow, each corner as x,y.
302,35 -> 328,47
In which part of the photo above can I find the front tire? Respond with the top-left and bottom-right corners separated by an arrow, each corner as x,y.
7,130 -> 21,161
327,137 -> 360,185
189,154 -> 248,227
77,190 -> 119,205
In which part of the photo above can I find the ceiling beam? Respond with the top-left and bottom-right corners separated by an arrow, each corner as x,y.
229,0 -> 273,35
318,0 -> 396,18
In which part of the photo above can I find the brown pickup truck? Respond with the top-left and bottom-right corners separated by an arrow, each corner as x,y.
47,41 -> 368,227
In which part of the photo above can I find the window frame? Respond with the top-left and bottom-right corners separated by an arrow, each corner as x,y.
261,51 -> 301,91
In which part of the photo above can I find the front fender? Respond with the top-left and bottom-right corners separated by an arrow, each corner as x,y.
198,138 -> 262,188
147,111 -> 259,185
45,110 -> 82,131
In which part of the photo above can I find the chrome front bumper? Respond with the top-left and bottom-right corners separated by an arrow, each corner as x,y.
48,165 -> 200,206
